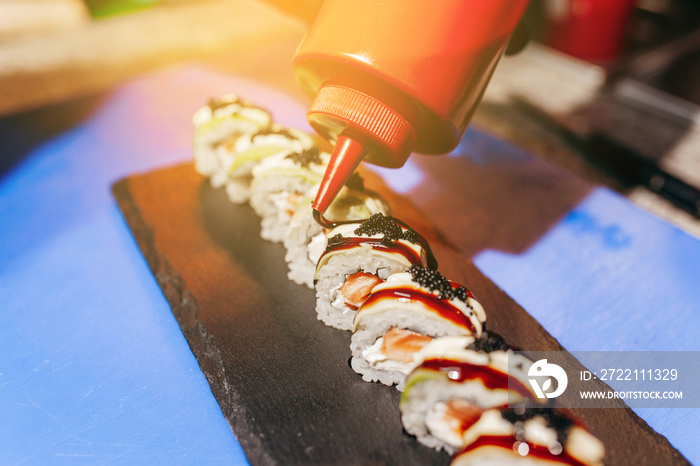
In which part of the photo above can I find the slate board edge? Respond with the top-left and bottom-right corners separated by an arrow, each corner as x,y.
112,178 -> 279,466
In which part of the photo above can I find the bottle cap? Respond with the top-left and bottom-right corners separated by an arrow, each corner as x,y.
308,84 -> 416,226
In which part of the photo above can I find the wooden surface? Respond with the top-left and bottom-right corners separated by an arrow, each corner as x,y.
0,0 -> 88,39
113,162 -> 689,465
0,0 -> 305,117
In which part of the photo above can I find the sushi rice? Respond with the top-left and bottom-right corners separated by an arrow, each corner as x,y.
189,95 -> 604,464
350,272 -> 486,391
192,94 -> 271,190
314,217 -> 431,331
400,336 -> 537,453
284,184 -> 389,288
249,149 -> 328,243
224,125 -> 317,203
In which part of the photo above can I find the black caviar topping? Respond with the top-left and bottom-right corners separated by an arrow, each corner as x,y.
453,286 -> 471,303
208,96 -> 268,112
354,213 -> 419,246
466,331 -> 512,353
285,146 -> 321,167
326,233 -> 344,248
252,126 -> 296,140
401,229 -> 420,244
355,213 -> 402,238
207,96 -> 239,111
408,265 -> 471,302
500,407 -> 575,447
320,213 -> 437,270
345,172 -> 365,191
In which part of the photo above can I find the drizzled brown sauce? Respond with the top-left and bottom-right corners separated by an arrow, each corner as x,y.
314,212 -> 438,270
359,288 -> 478,334
319,237 -> 426,268
459,435 -> 587,466
419,358 -> 532,399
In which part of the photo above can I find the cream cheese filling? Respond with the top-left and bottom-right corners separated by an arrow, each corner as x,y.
361,336 -> 414,374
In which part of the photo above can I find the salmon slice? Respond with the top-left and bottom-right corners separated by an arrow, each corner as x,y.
444,399 -> 483,433
221,134 -> 241,152
284,192 -> 303,216
340,272 -> 383,310
340,272 -> 383,309
380,327 -> 433,363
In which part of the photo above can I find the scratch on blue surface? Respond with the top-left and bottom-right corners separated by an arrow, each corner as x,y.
22,391 -> 65,429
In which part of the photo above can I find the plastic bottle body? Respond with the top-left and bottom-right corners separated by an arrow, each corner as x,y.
293,0 -> 530,158
293,0 -> 529,223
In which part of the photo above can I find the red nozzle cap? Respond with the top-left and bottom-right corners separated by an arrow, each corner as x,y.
312,135 -> 366,223
308,85 -> 416,224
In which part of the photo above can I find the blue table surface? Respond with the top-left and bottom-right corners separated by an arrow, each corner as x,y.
1,66 -> 699,464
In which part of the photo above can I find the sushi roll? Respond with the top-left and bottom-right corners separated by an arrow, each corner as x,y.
192,94 -> 272,191
350,267 -> 486,390
223,124 -> 317,203
249,147 -> 328,243
451,407 -> 605,466
400,332 -> 539,453
314,214 -> 437,330
284,174 -> 389,288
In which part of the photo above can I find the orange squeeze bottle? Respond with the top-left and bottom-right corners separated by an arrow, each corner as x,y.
292,0 -> 530,226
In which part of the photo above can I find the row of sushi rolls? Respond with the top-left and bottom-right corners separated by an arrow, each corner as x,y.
192,95 -> 605,465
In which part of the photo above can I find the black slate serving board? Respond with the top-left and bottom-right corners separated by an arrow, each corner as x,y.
113,162 -> 688,466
